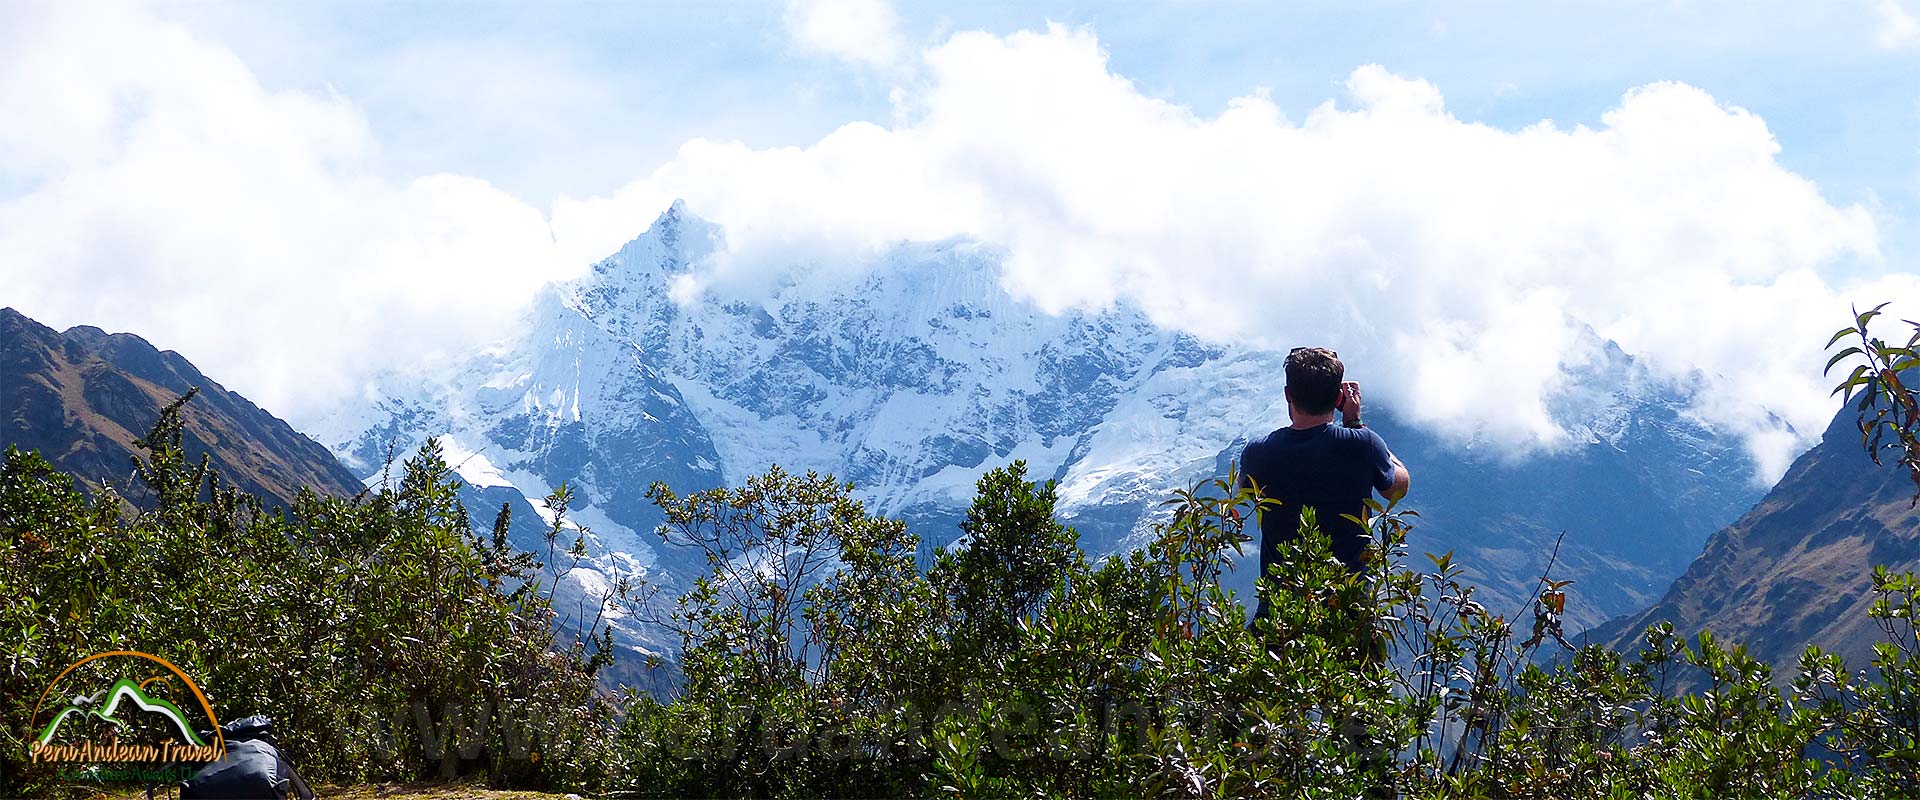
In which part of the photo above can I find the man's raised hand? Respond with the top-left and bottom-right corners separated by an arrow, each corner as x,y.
1338,380 -> 1363,425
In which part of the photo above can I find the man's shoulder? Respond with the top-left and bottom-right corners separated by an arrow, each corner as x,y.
1328,424 -> 1386,444
1240,428 -> 1294,463
1245,427 -> 1289,447
1320,425 -> 1389,459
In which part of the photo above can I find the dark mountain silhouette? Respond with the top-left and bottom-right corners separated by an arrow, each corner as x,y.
1589,394 -> 1920,677
0,307 -> 362,508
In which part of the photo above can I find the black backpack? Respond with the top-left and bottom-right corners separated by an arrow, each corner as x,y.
178,715 -> 315,800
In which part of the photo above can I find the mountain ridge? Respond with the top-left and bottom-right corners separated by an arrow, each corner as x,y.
1588,392 -> 1920,676
307,203 -> 1776,675
0,307 -> 364,509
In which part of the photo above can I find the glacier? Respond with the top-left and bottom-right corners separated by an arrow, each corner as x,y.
305,201 -> 1767,689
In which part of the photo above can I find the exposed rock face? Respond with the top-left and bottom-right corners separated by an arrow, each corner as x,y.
0,307 -> 363,508
307,203 -> 1769,684
1589,396 -> 1920,675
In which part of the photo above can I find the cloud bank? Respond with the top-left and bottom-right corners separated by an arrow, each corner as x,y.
600,26 -> 1906,480
1875,0 -> 1920,49
0,5 -> 614,420
1,6 -> 1911,483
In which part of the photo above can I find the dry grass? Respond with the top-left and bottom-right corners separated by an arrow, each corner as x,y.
317,784 -> 585,800
97,783 -> 585,800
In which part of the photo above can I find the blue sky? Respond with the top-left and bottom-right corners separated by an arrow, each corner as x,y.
2,1 -> 1917,479
158,1 -> 1920,220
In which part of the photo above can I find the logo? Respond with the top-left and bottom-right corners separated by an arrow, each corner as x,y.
25,651 -> 226,773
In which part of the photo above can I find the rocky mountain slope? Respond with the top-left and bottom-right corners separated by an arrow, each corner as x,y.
1588,393 -> 1920,675
0,307 -> 363,508
306,203 -> 1771,672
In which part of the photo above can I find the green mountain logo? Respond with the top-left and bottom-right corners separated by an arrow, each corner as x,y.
34,677 -> 210,748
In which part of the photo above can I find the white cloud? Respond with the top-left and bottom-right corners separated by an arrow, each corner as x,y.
1874,0 -> 1920,49
584,26 -> 1907,482
784,0 -> 907,69
1,10 -> 1909,485
0,4 -> 597,422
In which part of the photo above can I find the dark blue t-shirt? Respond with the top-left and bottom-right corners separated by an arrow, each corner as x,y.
1238,423 -> 1396,579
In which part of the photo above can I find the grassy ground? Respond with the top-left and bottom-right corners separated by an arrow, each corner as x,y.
100,783 -> 584,799
320,785 -> 583,799
318,785 -> 583,800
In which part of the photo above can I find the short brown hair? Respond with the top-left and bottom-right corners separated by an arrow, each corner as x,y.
1285,347 -> 1344,415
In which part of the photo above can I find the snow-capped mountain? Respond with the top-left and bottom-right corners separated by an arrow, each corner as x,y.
307,202 -> 1768,679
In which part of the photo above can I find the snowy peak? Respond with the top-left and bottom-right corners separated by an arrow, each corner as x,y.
313,203 -> 1771,679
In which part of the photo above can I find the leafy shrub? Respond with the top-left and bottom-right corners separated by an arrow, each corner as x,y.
10,300 -> 1920,797
606,460 -> 1920,797
0,394 -> 614,796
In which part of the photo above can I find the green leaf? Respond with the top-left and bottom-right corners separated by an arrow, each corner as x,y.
1833,364 -> 1871,398
1825,347 -> 1864,375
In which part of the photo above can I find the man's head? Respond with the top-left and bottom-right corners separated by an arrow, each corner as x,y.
1284,347 -> 1344,415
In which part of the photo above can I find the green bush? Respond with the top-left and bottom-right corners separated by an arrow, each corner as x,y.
606,460 -> 1920,798
2,419 -> 1914,798
9,301 -> 1920,797
0,394 -> 614,797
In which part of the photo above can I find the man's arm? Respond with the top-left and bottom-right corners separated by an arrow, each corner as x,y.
1364,429 -> 1410,503
1340,380 -> 1408,501
1236,441 -> 1268,499
1384,452 -> 1410,503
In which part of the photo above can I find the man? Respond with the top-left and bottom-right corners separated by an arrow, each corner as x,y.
1240,347 -> 1410,623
